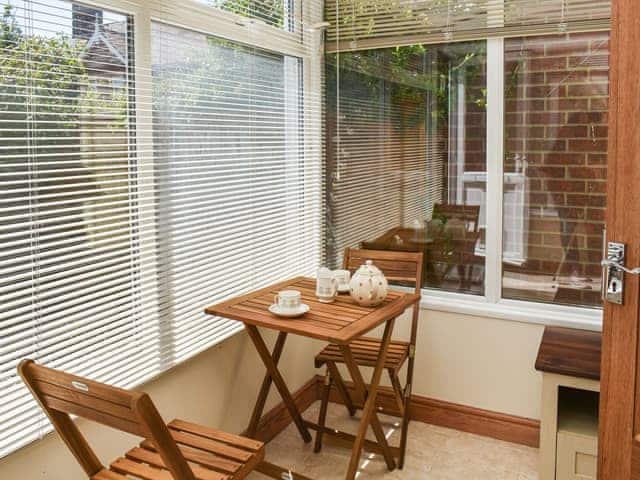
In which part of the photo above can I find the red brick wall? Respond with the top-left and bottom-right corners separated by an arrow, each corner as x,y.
465,62 -> 488,174
504,32 -> 609,307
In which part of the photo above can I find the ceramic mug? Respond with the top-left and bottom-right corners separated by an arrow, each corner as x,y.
316,268 -> 338,303
273,290 -> 301,312
332,269 -> 351,292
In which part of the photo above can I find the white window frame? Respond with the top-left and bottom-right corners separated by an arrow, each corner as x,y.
0,0 -> 324,459
28,1 -> 602,338
418,36 -> 604,332
63,0 -> 324,350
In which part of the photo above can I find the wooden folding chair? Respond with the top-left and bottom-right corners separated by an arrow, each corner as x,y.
429,203 -> 481,289
18,359 -> 309,480
313,248 -> 423,469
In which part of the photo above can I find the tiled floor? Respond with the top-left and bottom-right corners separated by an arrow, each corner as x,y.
249,401 -> 539,479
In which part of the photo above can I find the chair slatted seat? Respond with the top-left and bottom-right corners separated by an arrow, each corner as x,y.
107,420 -> 265,480
315,337 -> 410,371
17,360 -> 292,480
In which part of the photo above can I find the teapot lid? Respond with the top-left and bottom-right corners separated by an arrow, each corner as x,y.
356,259 -> 383,277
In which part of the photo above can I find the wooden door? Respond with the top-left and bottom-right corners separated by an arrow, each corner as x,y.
598,0 -> 640,478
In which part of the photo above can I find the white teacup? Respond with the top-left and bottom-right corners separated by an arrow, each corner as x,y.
273,290 -> 302,311
332,269 -> 351,292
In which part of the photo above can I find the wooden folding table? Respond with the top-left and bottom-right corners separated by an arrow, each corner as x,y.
204,276 -> 420,480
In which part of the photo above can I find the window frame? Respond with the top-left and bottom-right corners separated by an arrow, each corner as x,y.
418,35 -> 606,331
81,0 -> 324,346
78,0 -> 324,344
130,2 -> 606,330
0,0 -> 324,459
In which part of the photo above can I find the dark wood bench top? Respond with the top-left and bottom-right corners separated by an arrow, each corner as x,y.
535,326 -> 602,381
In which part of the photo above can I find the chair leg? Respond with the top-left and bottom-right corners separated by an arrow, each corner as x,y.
388,369 -> 405,417
398,384 -> 411,469
314,369 -> 332,453
257,461 -> 315,480
327,361 -> 357,417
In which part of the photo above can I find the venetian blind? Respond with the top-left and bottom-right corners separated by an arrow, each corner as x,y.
325,48 -> 449,266
0,0 -> 322,458
0,1 -> 146,457
150,21 -> 322,362
325,0 -> 612,52
195,0 -> 297,31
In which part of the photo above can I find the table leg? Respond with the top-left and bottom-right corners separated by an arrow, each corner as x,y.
340,318 -> 397,479
246,331 -> 288,438
245,325 -> 312,443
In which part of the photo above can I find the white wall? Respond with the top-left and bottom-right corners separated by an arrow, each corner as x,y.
0,309 -> 544,479
358,307 -> 545,420
414,309 -> 545,419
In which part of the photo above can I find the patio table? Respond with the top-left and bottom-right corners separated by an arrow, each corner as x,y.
204,276 -> 420,480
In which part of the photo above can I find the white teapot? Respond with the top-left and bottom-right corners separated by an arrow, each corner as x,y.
349,260 -> 388,307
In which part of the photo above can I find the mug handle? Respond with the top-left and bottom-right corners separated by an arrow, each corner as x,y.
331,277 -> 338,298
273,294 -> 280,306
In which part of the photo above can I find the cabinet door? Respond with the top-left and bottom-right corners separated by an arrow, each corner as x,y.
557,432 -> 598,480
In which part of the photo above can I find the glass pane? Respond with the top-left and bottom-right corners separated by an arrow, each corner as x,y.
194,0 -> 293,31
151,23 -> 308,360
503,32 -> 609,307
326,41 -> 487,295
0,0 -> 143,457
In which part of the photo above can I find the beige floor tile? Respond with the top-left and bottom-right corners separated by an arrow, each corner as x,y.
248,401 -> 539,480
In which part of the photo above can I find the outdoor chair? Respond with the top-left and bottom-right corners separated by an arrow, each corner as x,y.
18,359 -> 306,480
312,248 -> 424,469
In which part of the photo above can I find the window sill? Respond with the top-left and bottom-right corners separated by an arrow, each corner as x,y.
414,289 -> 603,332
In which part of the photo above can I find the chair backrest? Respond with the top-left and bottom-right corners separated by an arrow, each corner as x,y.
18,359 -> 196,480
432,203 -> 480,234
431,203 -> 481,260
343,248 -> 424,292
343,248 -> 423,344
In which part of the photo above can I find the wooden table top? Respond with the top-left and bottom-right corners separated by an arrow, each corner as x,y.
204,277 -> 420,345
535,326 -> 602,381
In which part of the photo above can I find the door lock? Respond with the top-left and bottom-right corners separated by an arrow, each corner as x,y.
601,242 -> 640,304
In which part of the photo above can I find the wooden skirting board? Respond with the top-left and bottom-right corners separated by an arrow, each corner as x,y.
408,394 -> 540,448
249,375 -> 540,448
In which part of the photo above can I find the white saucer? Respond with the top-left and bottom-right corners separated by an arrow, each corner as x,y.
337,285 -> 350,293
268,303 -> 310,318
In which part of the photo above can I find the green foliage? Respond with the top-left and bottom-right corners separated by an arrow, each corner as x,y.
334,0 -> 482,40
0,5 -> 128,132
210,0 -> 286,28
0,34 -> 88,125
0,5 -> 88,132
0,5 -> 133,248
152,28 -> 284,140
326,41 -> 486,131
1,3 -> 21,49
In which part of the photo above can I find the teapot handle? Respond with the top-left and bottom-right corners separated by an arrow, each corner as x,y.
368,277 -> 378,300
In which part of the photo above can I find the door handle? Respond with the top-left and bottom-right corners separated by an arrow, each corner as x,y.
601,242 -> 640,305
601,259 -> 640,275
